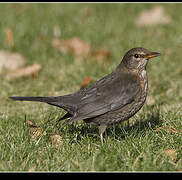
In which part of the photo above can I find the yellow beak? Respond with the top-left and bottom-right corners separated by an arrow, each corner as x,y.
145,52 -> 161,59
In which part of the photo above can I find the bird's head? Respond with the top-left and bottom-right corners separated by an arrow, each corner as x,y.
121,47 -> 161,71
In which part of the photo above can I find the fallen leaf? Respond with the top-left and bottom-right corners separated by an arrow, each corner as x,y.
52,37 -> 91,57
91,47 -> 110,61
27,120 -> 38,128
162,149 -> 177,162
154,126 -> 181,134
29,127 -> 46,139
27,120 -> 46,139
5,63 -> 42,80
0,50 -> 26,73
135,5 -> 171,26
5,27 -> 14,47
51,134 -> 63,147
80,76 -> 92,89
146,96 -> 155,106
29,127 -> 43,139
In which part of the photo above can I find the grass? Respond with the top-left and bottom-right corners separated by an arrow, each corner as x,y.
1,3 -> 182,171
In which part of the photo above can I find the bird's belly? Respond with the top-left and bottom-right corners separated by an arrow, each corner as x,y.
84,94 -> 146,126
85,82 -> 148,126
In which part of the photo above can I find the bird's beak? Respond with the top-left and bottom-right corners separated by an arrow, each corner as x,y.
144,52 -> 161,59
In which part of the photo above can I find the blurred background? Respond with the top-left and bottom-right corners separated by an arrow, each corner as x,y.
1,3 -> 181,110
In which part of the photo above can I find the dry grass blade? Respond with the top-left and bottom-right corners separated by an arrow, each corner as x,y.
154,126 -> 181,134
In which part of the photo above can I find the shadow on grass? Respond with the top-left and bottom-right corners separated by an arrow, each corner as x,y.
56,106 -> 163,143
109,106 -> 163,140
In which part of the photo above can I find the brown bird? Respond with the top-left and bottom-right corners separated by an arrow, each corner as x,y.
10,47 -> 161,144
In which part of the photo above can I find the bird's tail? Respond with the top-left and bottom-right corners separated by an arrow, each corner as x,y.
9,96 -> 76,116
9,96 -> 55,103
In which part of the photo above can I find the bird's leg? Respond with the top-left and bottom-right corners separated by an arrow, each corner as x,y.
99,124 -> 107,145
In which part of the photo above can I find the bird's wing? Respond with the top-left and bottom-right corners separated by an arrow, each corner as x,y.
68,72 -> 141,122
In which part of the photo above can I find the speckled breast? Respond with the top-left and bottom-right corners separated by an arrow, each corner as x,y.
86,69 -> 148,126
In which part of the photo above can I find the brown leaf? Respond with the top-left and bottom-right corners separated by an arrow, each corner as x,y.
154,126 -> 181,134
91,47 -> 110,61
27,120 -> 46,139
51,134 -> 63,147
80,76 -> 92,89
146,96 -> 155,106
0,50 -> 26,73
162,149 -> 177,162
135,6 -> 171,26
5,27 -> 14,47
29,127 -> 46,139
52,37 -> 91,57
27,120 -> 38,128
5,63 -> 42,80
30,127 -> 41,139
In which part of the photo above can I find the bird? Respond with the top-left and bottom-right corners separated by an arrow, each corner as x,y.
10,47 -> 161,144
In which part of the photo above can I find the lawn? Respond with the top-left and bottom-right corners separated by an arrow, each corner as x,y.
1,3 -> 182,171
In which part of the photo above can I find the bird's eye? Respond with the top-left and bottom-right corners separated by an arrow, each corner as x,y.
134,54 -> 139,58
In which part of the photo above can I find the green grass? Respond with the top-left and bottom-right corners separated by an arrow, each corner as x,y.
1,3 -> 182,171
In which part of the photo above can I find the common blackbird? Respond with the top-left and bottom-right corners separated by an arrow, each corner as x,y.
10,47 -> 161,144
